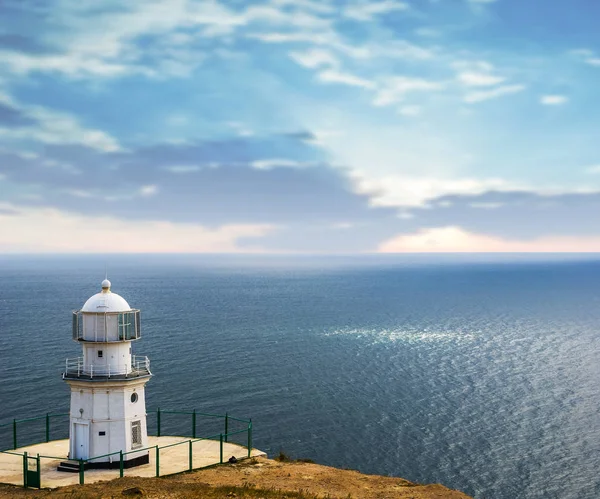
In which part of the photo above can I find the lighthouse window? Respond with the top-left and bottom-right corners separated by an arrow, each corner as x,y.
131,392 -> 138,403
98,350 -> 103,358
131,420 -> 142,448
118,311 -> 141,340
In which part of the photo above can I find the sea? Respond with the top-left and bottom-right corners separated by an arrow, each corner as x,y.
1,254 -> 599,499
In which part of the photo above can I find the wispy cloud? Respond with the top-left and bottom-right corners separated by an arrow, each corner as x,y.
373,77 -> 443,107
585,165 -> 600,174
352,174 -> 515,208
540,95 -> 568,105
344,1 -> 409,21
250,158 -> 317,169
379,226 -> 600,253
289,48 -> 339,69
0,98 -> 121,151
458,72 -> 505,86
318,69 -> 376,88
397,105 -> 422,117
464,84 -> 526,103
0,203 -> 273,253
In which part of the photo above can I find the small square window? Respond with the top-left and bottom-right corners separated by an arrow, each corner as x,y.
98,350 -> 103,358
99,431 -> 106,436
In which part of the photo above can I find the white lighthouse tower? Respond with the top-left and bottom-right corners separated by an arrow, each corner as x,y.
62,279 -> 151,469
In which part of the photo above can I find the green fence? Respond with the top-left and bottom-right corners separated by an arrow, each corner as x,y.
0,413 -> 69,451
0,409 -> 254,489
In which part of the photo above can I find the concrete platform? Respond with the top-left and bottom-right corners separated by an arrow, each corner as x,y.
0,437 -> 266,488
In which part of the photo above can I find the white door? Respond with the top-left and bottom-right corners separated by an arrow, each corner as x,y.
73,423 -> 89,459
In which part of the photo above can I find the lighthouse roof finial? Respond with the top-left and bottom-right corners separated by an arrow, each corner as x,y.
101,279 -> 111,293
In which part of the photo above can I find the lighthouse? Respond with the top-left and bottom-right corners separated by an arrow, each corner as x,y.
62,279 -> 151,468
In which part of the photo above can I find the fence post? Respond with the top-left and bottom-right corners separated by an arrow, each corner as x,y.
13,419 -> 17,450
188,440 -> 193,471
219,434 -> 223,464
78,459 -> 84,485
192,410 -> 196,439
23,451 -> 28,488
157,408 -> 161,437
247,420 -> 252,458
119,451 -> 124,478
224,413 -> 228,443
45,413 -> 50,442
155,446 -> 160,477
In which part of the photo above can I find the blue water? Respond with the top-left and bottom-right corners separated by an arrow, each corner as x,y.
1,255 -> 599,498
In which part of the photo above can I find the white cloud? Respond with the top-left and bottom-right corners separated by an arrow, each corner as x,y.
139,185 -> 159,197
318,69 -> 376,88
585,165 -> 600,174
397,105 -> 422,116
569,49 -> 600,67
379,226 -> 600,253
0,102 -> 121,152
0,203 -> 274,253
468,0 -> 497,4
469,202 -> 504,209
270,0 -> 336,15
464,84 -> 526,103
344,1 -> 409,21
373,77 -> 443,107
289,49 -> 339,69
353,173 -> 514,207
540,95 -> 568,105
165,165 -> 203,173
251,158 -> 317,170
457,72 -> 505,87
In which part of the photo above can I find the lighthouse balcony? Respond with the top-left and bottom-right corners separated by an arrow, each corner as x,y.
62,355 -> 151,380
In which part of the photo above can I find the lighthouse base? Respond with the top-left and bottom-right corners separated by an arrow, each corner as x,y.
57,453 -> 150,473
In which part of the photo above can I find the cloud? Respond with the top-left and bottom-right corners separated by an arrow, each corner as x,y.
570,48 -> 600,67
585,165 -> 600,174
0,203 -> 274,253
317,69 -> 376,88
373,77 -> 444,106
379,226 -> 600,253
353,174 -> 515,207
250,158 -> 316,169
0,102 -> 121,152
457,72 -> 505,86
464,84 -> 526,103
0,103 -> 37,126
343,1 -> 409,21
139,185 -> 159,197
397,105 -> 421,116
165,165 -> 203,173
289,48 -> 339,69
540,95 -> 568,105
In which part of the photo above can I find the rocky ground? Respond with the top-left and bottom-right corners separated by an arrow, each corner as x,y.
0,456 -> 472,499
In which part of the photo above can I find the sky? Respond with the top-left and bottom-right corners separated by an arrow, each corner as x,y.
1,0 -> 600,253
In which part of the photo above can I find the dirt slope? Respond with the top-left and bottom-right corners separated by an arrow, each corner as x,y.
0,456 -> 472,499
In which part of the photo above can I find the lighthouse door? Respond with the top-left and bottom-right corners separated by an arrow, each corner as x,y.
73,423 -> 89,459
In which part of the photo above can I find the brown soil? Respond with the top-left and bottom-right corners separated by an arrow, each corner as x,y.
0,456 -> 473,499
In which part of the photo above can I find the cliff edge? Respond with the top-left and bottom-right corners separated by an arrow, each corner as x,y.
0,456 -> 473,498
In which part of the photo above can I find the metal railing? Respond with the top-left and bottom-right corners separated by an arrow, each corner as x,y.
0,408 -> 254,489
62,355 -> 151,379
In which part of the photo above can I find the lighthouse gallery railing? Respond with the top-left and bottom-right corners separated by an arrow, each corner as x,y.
63,355 -> 151,378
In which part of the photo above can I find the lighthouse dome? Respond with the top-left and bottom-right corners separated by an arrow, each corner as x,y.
81,280 -> 131,313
